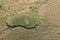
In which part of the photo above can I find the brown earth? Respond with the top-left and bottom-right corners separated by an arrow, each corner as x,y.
0,0 -> 60,40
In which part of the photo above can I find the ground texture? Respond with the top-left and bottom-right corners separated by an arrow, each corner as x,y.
0,0 -> 60,40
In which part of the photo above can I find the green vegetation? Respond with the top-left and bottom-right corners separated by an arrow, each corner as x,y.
0,0 -> 6,10
43,0 -> 49,3
7,7 -> 41,29
0,0 -> 5,7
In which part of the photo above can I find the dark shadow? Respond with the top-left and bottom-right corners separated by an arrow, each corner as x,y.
0,5 -> 2,9
6,23 -> 39,29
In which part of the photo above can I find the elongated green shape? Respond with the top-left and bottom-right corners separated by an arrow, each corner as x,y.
7,7 -> 40,29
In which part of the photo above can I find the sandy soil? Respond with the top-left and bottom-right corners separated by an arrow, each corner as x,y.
0,0 -> 60,40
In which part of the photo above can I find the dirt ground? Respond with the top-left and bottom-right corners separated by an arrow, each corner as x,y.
0,0 -> 60,40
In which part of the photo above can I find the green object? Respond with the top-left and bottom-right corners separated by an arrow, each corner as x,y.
0,0 -> 4,6
7,7 -> 40,29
